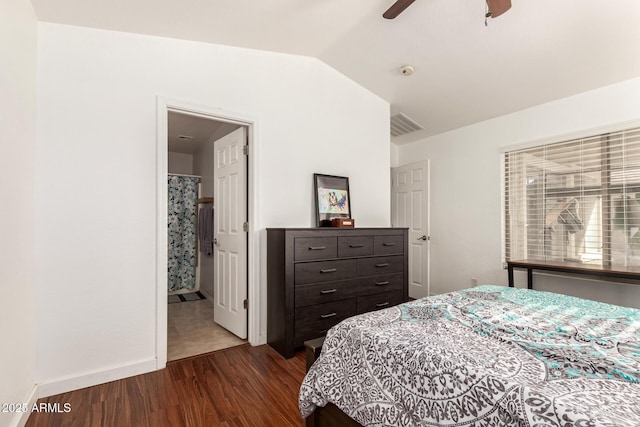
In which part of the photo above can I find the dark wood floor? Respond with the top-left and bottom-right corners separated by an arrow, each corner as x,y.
26,344 -> 307,427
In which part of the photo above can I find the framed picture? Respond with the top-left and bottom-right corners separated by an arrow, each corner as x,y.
314,173 -> 351,227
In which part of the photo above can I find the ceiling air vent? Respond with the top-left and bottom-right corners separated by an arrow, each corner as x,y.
390,113 -> 424,137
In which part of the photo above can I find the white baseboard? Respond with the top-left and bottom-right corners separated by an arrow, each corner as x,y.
9,384 -> 38,427
199,289 -> 213,301
37,358 -> 157,398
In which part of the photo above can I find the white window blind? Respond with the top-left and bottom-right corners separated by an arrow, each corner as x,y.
504,126 -> 640,267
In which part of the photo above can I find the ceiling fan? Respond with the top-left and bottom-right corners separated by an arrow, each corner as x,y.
383,0 -> 512,20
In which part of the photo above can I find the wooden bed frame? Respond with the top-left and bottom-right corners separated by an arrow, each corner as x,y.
304,337 -> 362,427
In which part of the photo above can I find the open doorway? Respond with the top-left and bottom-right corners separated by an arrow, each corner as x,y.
166,110 -> 248,361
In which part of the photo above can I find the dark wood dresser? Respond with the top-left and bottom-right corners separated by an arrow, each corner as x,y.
267,227 -> 408,359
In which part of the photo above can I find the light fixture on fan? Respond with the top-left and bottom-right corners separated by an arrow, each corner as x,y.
383,0 -> 512,20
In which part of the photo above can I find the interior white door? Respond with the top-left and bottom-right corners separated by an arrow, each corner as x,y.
213,127 -> 247,339
391,160 -> 429,299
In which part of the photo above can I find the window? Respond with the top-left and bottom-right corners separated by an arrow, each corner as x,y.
504,126 -> 640,267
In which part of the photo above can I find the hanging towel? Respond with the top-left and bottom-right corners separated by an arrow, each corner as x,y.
198,203 -> 214,256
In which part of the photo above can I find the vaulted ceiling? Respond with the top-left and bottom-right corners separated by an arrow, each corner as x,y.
30,0 -> 640,144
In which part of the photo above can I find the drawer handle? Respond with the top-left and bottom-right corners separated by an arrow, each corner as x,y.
349,244 -> 365,248
309,246 -> 326,251
382,242 -> 397,247
320,288 -> 337,294
320,268 -> 337,273
320,312 -> 337,318
376,302 -> 390,308
375,281 -> 390,286
375,263 -> 390,268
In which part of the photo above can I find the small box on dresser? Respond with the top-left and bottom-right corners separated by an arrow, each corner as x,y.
266,227 -> 409,359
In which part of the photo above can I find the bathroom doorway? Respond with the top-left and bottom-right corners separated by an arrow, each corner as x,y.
166,110 -> 248,361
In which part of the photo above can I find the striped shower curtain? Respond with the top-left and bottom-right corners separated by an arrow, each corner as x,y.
168,175 -> 199,294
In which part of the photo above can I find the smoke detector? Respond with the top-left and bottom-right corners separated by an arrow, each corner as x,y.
399,65 -> 415,76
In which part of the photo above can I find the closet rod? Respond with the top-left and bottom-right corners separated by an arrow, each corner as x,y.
168,173 -> 202,179
197,197 -> 214,204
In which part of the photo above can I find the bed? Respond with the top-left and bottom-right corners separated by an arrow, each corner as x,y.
299,285 -> 640,426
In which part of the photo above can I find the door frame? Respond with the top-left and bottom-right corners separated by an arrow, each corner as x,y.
155,96 -> 260,369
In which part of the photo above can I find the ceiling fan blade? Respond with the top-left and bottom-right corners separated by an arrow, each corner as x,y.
486,0 -> 511,18
383,0 -> 416,19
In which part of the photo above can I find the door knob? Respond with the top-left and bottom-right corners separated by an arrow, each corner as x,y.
417,235 -> 428,241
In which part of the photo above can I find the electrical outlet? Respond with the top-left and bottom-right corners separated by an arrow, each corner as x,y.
471,278 -> 479,287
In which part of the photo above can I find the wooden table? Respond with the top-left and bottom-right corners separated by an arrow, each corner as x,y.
507,259 -> 640,289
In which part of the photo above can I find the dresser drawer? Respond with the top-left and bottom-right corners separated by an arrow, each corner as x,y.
357,255 -> 404,277
338,236 -> 373,258
374,235 -> 405,255
294,237 -> 337,261
295,259 -> 357,285
295,299 -> 357,345
356,290 -> 404,314
295,278 -> 368,307
358,273 -> 404,293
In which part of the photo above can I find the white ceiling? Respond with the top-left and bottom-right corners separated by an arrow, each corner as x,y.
168,112 -> 240,155
30,0 -> 640,144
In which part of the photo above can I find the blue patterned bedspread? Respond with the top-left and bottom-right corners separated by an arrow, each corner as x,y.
299,286 -> 640,426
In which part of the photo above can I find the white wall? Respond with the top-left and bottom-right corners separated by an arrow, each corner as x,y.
0,0 -> 38,425
167,152 -> 193,175
35,23 -> 390,394
398,77 -> 640,307
390,142 -> 400,168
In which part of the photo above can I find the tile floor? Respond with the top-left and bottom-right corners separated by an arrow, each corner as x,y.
167,296 -> 246,361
